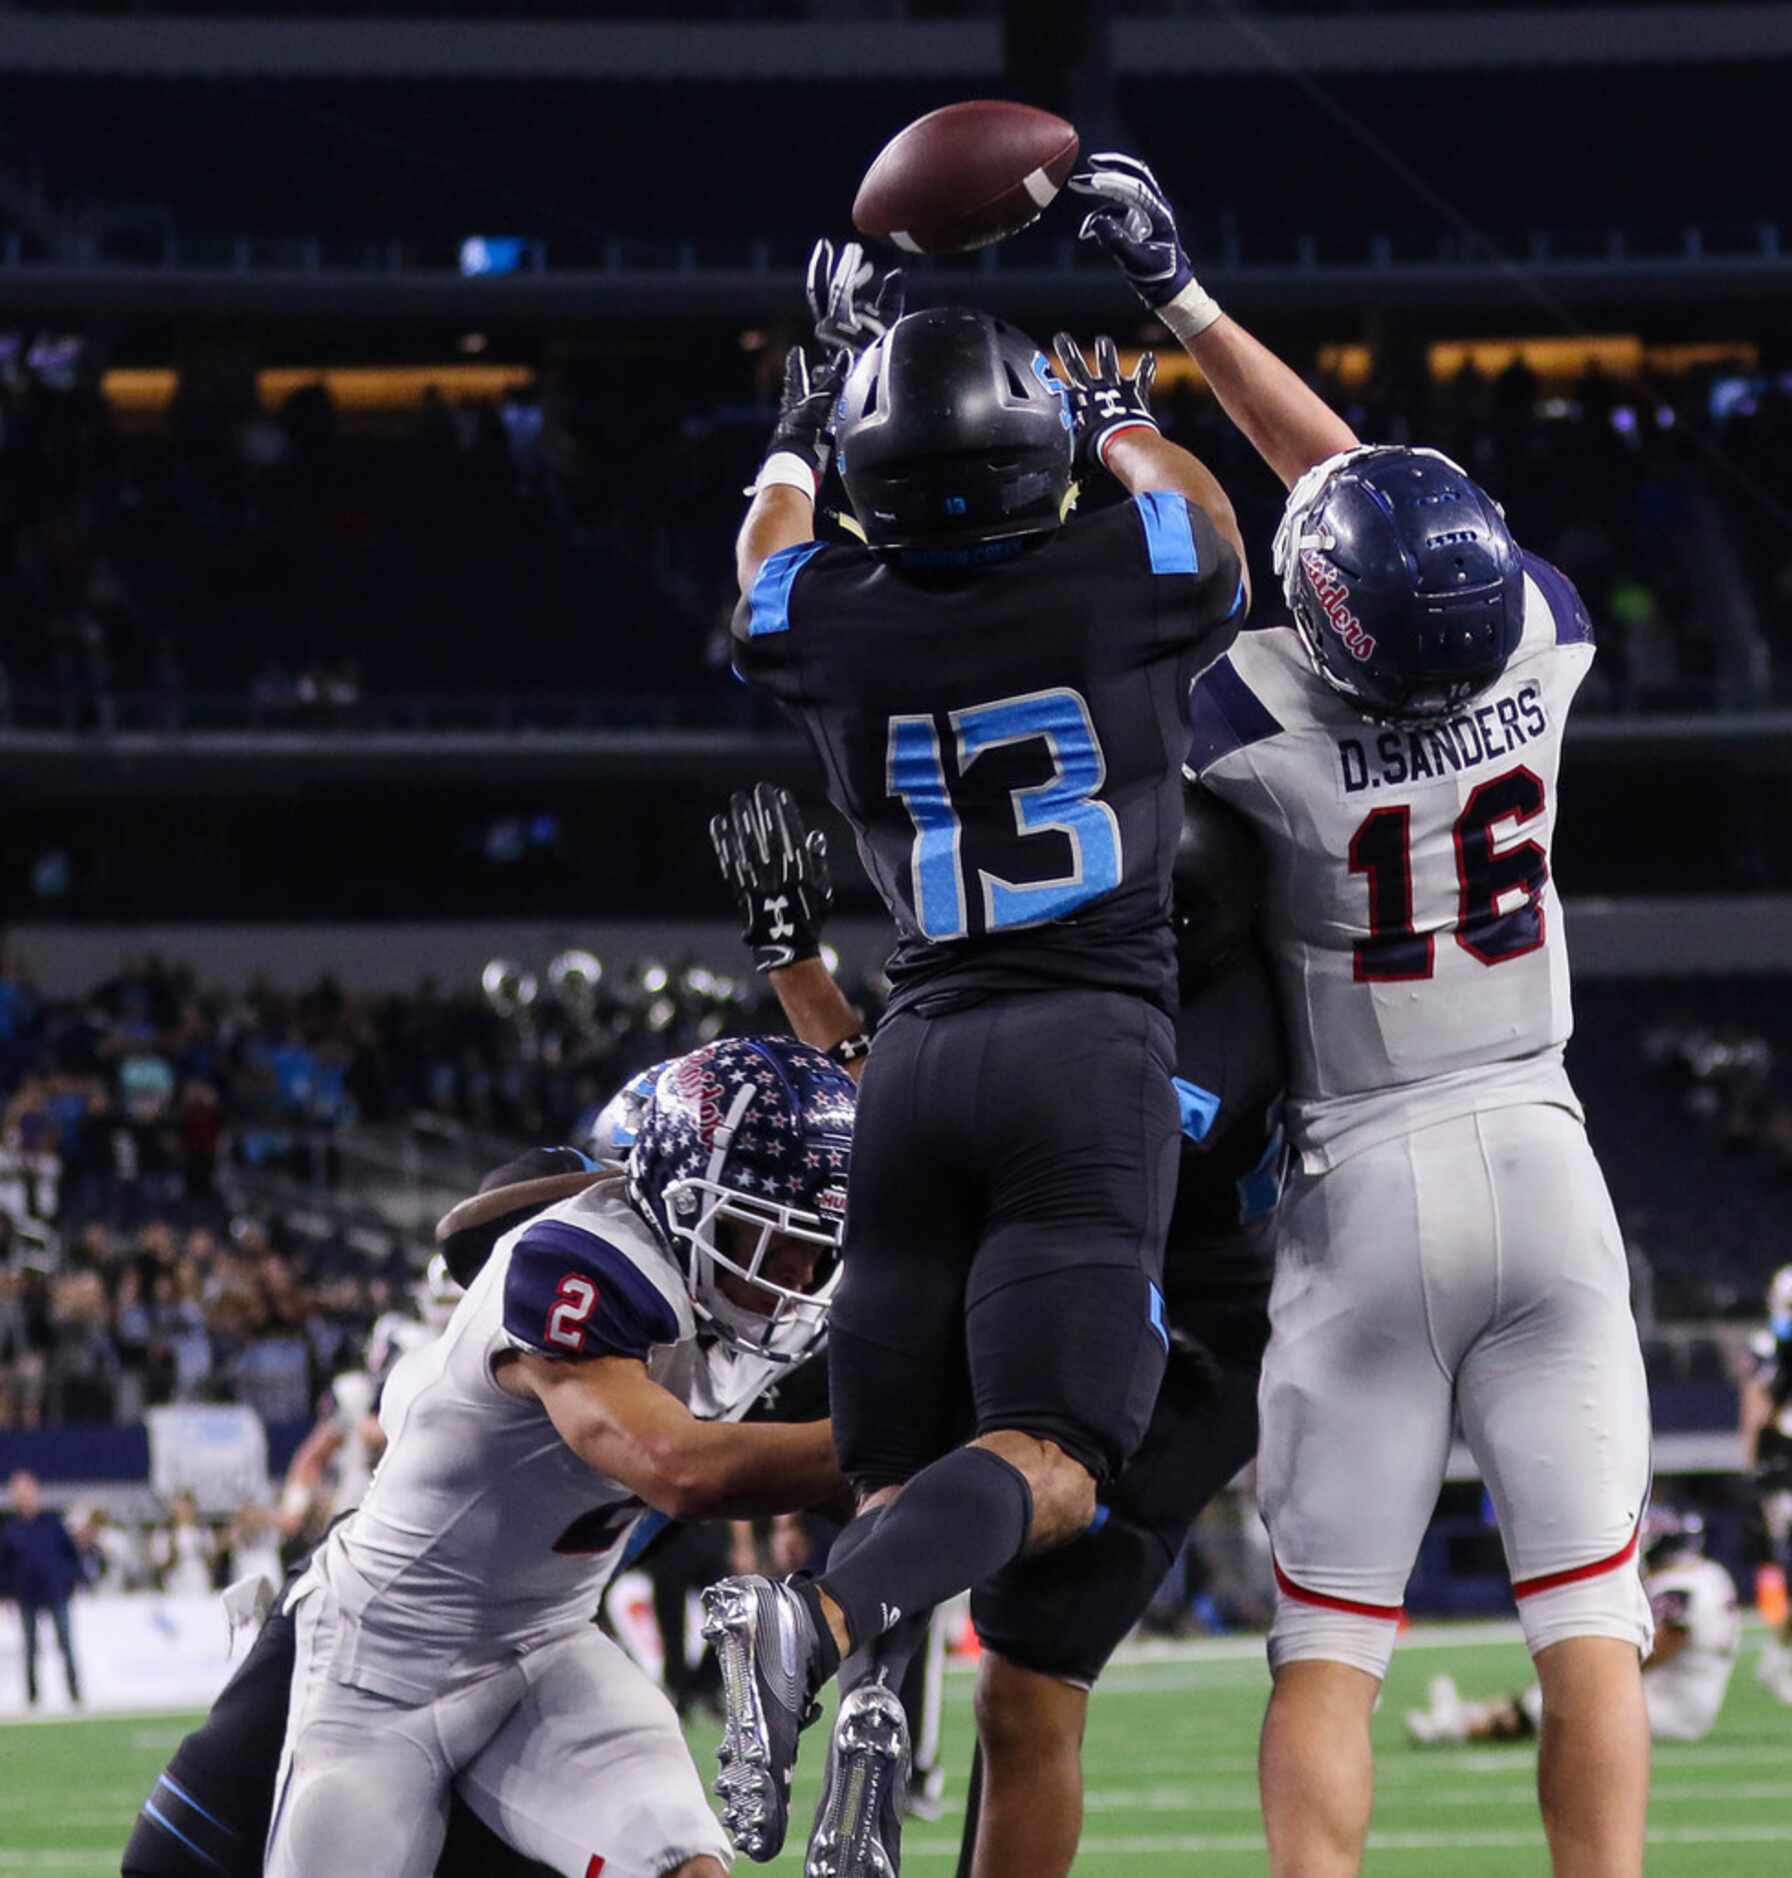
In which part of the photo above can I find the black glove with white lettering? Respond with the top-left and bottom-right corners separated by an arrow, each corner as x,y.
1051,332 -> 1160,478
711,782 -> 834,974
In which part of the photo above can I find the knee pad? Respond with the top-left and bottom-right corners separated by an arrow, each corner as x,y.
1515,1561 -> 1655,1661
1266,1567 -> 1402,1681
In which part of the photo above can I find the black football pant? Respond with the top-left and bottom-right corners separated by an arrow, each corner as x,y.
830,988 -> 1180,1490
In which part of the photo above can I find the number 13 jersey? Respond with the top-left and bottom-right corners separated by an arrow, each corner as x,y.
1188,553 -> 1595,1172
734,493 -> 1244,1016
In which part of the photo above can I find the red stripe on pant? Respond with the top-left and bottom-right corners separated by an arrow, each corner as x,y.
586,1859 -> 605,1878
1272,1555 -> 1403,1623
1511,1524 -> 1640,1600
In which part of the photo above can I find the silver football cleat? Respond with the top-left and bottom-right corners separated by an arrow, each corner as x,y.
805,1677 -> 911,1878
702,1575 -> 825,1863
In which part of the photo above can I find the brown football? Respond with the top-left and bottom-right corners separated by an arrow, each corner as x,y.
852,100 -> 1079,256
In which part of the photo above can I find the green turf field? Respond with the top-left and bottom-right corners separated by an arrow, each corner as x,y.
4,1624 -> 1789,1874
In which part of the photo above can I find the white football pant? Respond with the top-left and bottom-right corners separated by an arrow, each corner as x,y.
1259,1101 -> 1653,1679
265,1576 -> 731,1878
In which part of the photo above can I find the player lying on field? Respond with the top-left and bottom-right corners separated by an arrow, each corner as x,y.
709,233 -> 1250,1878
1406,1509 -> 1740,1748
1075,150 -> 1656,1877
713,777 -> 1282,1878
126,1038 -> 857,1878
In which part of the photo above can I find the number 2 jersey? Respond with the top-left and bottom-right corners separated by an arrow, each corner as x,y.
735,493 -> 1244,1017
308,1175 -> 788,1699
1188,551 -> 1595,1171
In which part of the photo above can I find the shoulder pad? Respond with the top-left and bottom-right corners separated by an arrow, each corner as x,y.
503,1217 -> 684,1362
1521,551 -> 1594,649
1187,634 -> 1299,773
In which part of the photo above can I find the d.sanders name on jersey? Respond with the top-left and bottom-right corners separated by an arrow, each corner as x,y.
1338,680 -> 1548,795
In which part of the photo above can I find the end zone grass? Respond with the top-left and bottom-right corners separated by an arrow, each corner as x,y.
4,1625 -> 1788,1874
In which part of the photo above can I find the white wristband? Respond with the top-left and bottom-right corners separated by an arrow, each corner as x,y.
748,451 -> 819,500
1159,278 -> 1223,343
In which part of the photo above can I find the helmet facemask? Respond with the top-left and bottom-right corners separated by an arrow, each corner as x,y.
662,1169 -> 842,1364
628,1038 -> 854,1367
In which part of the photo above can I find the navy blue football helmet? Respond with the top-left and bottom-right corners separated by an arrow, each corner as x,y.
629,1036 -> 855,1364
1273,446 -> 1525,722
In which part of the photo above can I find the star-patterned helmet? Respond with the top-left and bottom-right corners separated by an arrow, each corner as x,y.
629,1036 -> 855,1364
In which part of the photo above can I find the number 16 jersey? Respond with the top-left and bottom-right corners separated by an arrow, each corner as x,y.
734,493 -> 1245,1017
1188,553 -> 1595,1172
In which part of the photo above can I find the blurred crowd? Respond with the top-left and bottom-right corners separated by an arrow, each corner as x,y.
0,947 -> 842,1428
2,338 -> 1789,731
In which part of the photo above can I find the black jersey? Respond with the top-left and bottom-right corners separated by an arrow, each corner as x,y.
735,492 -> 1244,1017
1160,945 -> 1285,1351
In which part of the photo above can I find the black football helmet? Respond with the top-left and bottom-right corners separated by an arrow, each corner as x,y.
834,306 -> 1075,551
1273,446 -> 1526,723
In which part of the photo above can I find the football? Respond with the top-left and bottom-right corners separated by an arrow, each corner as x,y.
852,100 -> 1079,256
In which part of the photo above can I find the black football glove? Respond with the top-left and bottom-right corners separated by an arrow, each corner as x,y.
1051,333 -> 1160,477
711,782 -> 834,974
806,237 -> 905,366
756,343 -> 848,495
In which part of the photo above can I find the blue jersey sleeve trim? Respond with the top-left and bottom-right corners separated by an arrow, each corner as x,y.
1133,490 -> 1199,576
1186,654 -> 1283,774
1172,1075 -> 1223,1144
1522,550 -> 1595,647
504,1218 -> 682,1360
745,541 -> 826,638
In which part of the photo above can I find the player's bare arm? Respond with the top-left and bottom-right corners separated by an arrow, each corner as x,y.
1053,329 -> 1250,604
712,780 -> 871,1078
737,483 -> 816,601
496,1347 -> 843,1520
765,959 -> 866,1078
1070,151 -> 1358,489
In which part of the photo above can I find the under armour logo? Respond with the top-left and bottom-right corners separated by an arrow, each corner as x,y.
765,895 -> 794,940
1096,388 -> 1125,416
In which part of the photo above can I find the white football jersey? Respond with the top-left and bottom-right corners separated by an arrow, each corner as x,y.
324,1368 -> 379,1509
1189,553 -> 1595,1170
1645,1554 -> 1740,1739
315,1176 -> 791,1700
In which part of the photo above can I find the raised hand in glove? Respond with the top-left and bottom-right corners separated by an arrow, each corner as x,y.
1067,151 -> 1222,342
806,237 -> 905,366
753,343 -> 849,500
1051,333 -> 1160,477
711,782 -> 833,973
